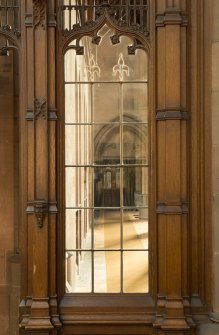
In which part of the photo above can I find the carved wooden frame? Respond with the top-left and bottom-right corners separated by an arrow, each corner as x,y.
18,0 -> 213,334
56,5 -> 157,333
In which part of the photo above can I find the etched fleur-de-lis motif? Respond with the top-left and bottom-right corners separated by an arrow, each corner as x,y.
113,53 -> 130,81
84,54 -> 101,81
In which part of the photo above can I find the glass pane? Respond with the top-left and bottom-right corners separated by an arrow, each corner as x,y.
123,124 -> 148,164
123,209 -> 148,249
65,84 -> 92,123
63,0 -> 71,31
123,251 -> 148,292
94,251 -> 120,293
122,83 -> 148,122
123,167 -> 148,207
128,48 -> 148,82
66,209 -> 77,250
65,125 -> 92,165
94,210 -> 121,249
65,167 -> 93,207
65,49 -> 76,82
66,26 -> 148,83
65,84 -> 76,123
64,23 -> 149,293
65,167 -> 76,207
66,209 -> 92,250
66,251 -> 92,292
94,124 -> 120,165
94,167 -> 120,207
93,83 -> 120,122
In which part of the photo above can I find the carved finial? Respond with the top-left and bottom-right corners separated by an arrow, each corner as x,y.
33,200 -> 48,228
92,35 -> 101,45
127,45 -> 136,55
110,34 -> 120,45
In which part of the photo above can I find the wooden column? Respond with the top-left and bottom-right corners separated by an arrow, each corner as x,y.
19,0 -> 60,333
154,0 -> 193,333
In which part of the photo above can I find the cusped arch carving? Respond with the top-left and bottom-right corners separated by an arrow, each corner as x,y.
61,8 -> 150,54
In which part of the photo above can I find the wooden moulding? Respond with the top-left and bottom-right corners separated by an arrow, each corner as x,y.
19,0 -> 213,334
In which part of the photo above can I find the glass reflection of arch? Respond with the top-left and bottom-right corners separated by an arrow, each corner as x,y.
65,24 -> 149,294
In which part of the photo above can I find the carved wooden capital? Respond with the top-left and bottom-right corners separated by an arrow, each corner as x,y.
34,200 -> 48,228
26,107 -> 57,120
156,9 -> 188,26
25,13 -> 33,26
33,0 -> 46,30
156,202 -> 189,214
26,200 -> 48,228
48,13 -> 56,27
26,202 -> 58,229
156,108 -> 188,120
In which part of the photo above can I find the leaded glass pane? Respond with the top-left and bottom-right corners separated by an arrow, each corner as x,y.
65,24 -> 149,293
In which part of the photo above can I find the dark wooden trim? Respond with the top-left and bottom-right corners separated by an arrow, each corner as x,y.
203,0 -> 213,310
26,202 -> 58,213
59,294 -> 156,325
25,108 -> 58,120
156,8 -> 188,27
156,109 -> 188,120
156,202 -> 189,214
189,0 -> 212,315
48,13 -> 57,27
25,13 -> 32,27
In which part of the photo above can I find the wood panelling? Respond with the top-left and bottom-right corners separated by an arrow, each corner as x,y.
19,0 -> 59,333
157,121 -> 166,200
165,120 -> 181,202
26,27 -> 34,110
189,0 -> 212,315
165,25 -> 181,107
155,0 -> 191,331
158,215 -> 167,295
17,0 -> 212,334
166,215 -> 182,296
27,123 -> 34,200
